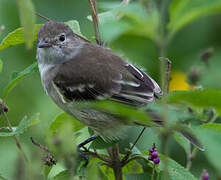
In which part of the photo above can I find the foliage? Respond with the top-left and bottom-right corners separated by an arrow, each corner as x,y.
2,62 -> 38,99
17,0 -> 36,49
0,0 -> 221,179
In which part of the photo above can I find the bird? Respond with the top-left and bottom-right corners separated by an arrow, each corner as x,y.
36,21 -> 202,162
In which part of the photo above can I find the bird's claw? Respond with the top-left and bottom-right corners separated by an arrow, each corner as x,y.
76,134 -> 99,166
77,146 -> 89,166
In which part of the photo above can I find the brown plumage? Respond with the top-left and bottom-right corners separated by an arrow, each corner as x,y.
36,21 -> 203,150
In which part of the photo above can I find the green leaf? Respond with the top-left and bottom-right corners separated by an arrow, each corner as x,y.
200,57 -> 221,89
0,113 -> 40,137
87,160 -> 100,180
194,123 -> 221,171
0,20 -> 84,51
166,90 -> 221,115
168,0 -> 221,38
44,166 -> 53,179
173,132 -> 190,154
89,2 -> 159,42
72,100 -> 154,127
2,62 -> 38,99
92,101 -> 154,127
89,135 -> 118,149
65,20 -> 83,36
174,124 -> 203,151
159,156 -> 197,180
99,165 -> 115,180
0,175 -> 8,180
97,166 -> 109,180
125,173 -> 152,180
53,170 -> 72,180
88,11 -> 116,24
50,112 -> 84,134
0,59 -> 2,72
123,160 -> 143,175
17,0 -> 36,49
0,24 -> 41,51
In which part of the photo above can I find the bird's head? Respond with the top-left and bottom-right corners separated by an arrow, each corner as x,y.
37,21 -> 83,64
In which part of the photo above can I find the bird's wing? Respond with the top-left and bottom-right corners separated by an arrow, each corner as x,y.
52,43 -> 162,106
111,63 -> 162,106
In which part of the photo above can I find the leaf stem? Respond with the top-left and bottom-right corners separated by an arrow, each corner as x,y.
121,127 -> 146,163
122,155 -> 148,166
162,132 -> 169,180
0,101 -> 28,162
186,147 -> 198,170
151,164 -> 156,180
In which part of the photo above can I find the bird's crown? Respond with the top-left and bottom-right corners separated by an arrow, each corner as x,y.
38,21 -> 73,41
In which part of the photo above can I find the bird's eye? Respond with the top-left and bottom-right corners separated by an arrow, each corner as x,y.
59,34 -> 65,42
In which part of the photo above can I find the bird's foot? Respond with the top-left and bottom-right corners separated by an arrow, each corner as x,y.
77,146 -> 89,166
77,134 -> 99,166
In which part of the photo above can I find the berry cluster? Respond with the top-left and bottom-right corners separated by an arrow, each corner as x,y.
203,172 -> 209,180
202,171 -> 209,180
3,105 -> 8,112
148,144 -> 160,164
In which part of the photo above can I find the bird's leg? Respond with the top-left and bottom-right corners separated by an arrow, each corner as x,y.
77,134 -> 99,165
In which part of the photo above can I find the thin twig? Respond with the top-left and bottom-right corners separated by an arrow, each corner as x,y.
0,101 -> 28,162
30,137 -> 50,153
122,127 -> 146,163
82,149 -> 111,164
151,164 -> 156,180
30,137 -> 57,166
88,0 -> 102,45
34,12 -> 51,21
99,162 -> 112,168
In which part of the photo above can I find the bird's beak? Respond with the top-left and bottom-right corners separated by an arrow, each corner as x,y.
37,41 -> 53,48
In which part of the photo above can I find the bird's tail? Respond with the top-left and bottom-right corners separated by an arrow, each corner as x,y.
134,111 -> 204,151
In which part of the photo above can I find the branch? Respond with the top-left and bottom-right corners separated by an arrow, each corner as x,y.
30,137 -> 50,153
34,12 -> 51,21
88,0 -> 102,45
0,101 -> 28,162
82,149 -> 111,164
108,144 -> 123,180
30,137 -> 56,166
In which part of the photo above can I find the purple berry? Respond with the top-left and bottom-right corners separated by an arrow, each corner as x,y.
203,172 -> 209,180
148,155 -> 154,161
3,105 -> 8,112
152,151 -> 158,158
153,157 -> 160,164
149,148 -> 154,153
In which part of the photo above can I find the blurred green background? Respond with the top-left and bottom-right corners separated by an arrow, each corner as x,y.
1,0 -> 221,179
